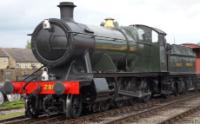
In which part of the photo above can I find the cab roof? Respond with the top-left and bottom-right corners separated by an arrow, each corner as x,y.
131,24 -> 167,35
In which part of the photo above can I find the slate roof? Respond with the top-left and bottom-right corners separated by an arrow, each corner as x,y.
0,48 -> 8,57
0,48 -> 38,63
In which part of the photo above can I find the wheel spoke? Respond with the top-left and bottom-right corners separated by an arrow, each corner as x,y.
65,95 -> 82,118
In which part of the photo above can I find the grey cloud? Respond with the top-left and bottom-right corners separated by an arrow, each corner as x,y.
0,0 -> 200,48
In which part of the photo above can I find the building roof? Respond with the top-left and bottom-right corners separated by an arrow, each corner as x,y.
182,43 -> 200,49
0,49 -> 8,57
0,48 -> 38,63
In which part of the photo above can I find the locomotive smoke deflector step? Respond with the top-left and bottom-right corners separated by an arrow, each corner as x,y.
58,2 -> 76,21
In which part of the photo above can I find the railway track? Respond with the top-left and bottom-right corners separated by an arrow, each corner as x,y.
0,114 -> 62,124
160,101 -> 200,124
1,92 -> 200,124
100,93 -> 200,124
0,116 -> 27,124
174,108 -> 200,124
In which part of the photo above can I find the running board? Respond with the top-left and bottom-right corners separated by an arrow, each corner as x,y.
118,90 -> 151,98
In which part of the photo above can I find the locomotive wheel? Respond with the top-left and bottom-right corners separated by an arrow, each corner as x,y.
116,101 -> 124,107
100,102 -> 110,111
65,95 -> 82,119
141,94 -> 151,103
140,79 -> 151,103
128,99 -> 135,105
92,103 -> 101,112
25,97 -> 39,118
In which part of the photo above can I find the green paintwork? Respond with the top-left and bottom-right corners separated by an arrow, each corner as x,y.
90,24 -> 194,74
92,52 -> 117,72
168,44 -> 195,73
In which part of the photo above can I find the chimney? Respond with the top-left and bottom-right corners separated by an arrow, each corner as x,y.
58,2 -> 76,21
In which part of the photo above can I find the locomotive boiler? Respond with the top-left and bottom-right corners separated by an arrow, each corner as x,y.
2,2 -> 199,118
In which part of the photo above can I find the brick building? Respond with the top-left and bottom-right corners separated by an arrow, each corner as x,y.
0,48 -> 42,69
0,49 -> 9,69
0,48 -> 42,81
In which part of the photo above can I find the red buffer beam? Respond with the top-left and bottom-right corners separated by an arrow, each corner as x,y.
2,81 -> 79,95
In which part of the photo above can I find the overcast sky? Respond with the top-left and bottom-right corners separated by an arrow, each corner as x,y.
0,0 -> 200,48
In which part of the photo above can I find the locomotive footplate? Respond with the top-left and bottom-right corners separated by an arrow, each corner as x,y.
118,90 -> 151,98
94,72 -> 168,78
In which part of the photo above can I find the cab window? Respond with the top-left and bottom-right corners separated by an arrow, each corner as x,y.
152,30 -> 158,43
136,27 -> 151,42
136,27 -> 159,43
137,28 -> 145,41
